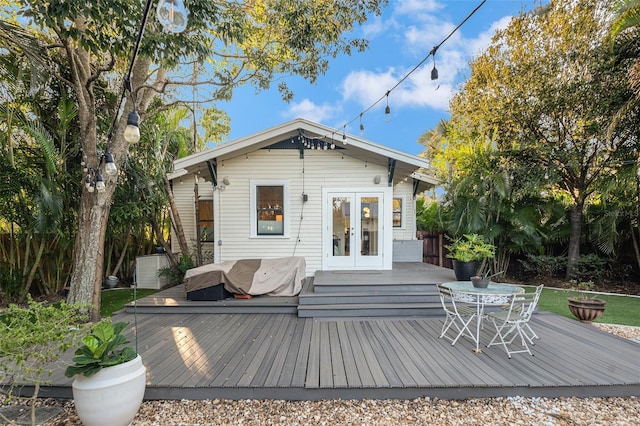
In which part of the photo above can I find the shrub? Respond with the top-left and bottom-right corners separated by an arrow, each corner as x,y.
0,297 -> 86,422
518,254 -> 565,278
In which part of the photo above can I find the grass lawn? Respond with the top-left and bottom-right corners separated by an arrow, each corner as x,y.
100,288 -> 158,317
536,286 -> 640,327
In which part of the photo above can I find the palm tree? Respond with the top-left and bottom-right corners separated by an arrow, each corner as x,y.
608,0 -> 640,132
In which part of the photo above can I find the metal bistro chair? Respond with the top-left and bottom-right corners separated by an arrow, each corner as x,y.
437,284 -> 477,346
486,284 -> 544,358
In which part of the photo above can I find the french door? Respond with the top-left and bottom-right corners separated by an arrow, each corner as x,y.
325,191 -> 383,269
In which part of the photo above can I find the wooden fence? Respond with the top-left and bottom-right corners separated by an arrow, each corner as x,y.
416,231 -> 453,269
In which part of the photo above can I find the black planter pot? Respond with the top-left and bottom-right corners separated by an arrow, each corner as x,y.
452,260 -> 479,281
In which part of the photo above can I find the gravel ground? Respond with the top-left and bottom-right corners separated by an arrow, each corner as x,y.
4,324 -> 640,426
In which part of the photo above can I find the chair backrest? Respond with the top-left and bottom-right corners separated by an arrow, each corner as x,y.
506,284 -> 544,321
437,284 -> 461,314
438,284 -> 476,316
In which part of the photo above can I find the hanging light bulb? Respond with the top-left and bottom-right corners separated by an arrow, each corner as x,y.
384,91 -> 392,123
157,0 -> 189,33
359,113 -> 365,131
384,91 -> 391,115
88,180 -> 95,193
84,175 -> 92,190
104,151 -> 118,176
95,172 -> 106,193
431,59 -> 438,81
124,110 -> 141,143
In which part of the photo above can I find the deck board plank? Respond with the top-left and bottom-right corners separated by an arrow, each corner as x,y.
328,322 -> 348,388
290,319 -> 313,388
305,320 -> 322,388
336,321 -> 362,387
263,314 -> 300,387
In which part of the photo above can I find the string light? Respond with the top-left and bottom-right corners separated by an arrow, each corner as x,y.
329,0 -> 486,137
431,47 -> 439,80
82,0 -> 189,194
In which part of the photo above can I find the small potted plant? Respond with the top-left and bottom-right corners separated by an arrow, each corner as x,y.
470,269 -> 504,288
445,234 -> 495,281
566,280 -> 607,323
65,320 -> 146,426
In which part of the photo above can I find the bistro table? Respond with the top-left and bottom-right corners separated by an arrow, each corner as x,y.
440,281 -> 524,353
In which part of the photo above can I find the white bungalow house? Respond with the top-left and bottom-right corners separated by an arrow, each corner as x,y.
168,118 -> 438,277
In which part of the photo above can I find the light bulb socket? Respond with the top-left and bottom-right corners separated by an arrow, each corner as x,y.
385,105 -> 391,115
127,110 -> 140,127
431,66 -> 438,80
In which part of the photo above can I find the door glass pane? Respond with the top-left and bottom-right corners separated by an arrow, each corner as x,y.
360,196 -> 379,256
331,196 -> 350,256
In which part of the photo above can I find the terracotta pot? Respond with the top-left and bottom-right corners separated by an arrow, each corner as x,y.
72,355 -> 146,426
567,297 -> 606,323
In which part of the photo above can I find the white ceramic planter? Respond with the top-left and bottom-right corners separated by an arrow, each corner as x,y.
72,354 -> 146,426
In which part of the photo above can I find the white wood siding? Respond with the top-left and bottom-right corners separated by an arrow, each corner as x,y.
392,181 -> 418,241
172,147 -> 419,276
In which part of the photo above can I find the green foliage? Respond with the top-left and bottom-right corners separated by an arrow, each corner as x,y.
415,198 -> 447,232
158,254 -> 195,285
445,0 -> 637,279
518,254 -> 566,278
64,320 -> 136,378
0,297 -> 86,402
574,254 -> 609,282
519,253 -> 610,282
445,234 -> 495,262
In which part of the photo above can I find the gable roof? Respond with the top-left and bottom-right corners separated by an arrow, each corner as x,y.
170,118 -> 438,188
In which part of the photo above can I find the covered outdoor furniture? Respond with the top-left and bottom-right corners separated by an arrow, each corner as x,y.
437,284 -> 477,345
486,284 -> 544,358
184,256 -> 306,300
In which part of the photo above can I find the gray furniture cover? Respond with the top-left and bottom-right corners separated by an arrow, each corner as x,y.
184,256 -> 306,297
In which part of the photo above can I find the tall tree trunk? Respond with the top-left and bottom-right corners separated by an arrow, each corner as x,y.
566,199 -> 584,280
67,190 -> 113,322
163,173 -> 190,255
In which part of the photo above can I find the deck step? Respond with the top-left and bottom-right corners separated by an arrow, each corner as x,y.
298,291 -> 439,305
297,302 -> 444,318
312,283 -> 437,293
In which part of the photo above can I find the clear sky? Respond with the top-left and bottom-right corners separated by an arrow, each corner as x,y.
216,0 -> 539,155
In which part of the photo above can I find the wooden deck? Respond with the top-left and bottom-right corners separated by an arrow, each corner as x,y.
35,310 -> 640,401
16,265 -> 640,401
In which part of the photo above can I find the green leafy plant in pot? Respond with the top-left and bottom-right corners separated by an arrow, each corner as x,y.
566,280 -> 606,323
65,320 -> 146,426
445,234 -> 495,281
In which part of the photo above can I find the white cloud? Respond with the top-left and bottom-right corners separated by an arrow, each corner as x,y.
282,99 -> 338,123
394,0 -> 443,15
465,16 -> 513,58
336,3 -> 518,115
341,66 -> 450,112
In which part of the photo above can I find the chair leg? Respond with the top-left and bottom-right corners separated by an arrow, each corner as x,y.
450,315 -> 476,346
487,321 -> 534,358
522,323 -> 539,344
